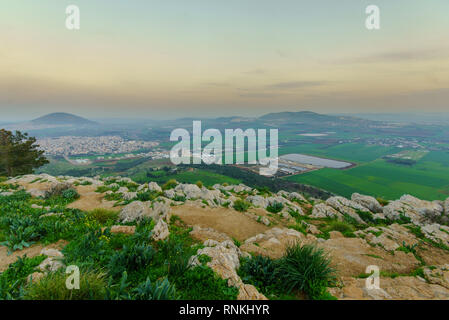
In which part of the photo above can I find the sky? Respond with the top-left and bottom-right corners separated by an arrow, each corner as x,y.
1,0 -> 448,121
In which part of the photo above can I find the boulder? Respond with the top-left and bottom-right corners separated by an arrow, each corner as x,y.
41,248 -> 64,258
149,201 -> 171,222
241,227 -> 308,259
152,219 -> 170,241
44,181 -> 73,198
266,196 -> 291,206
382,201 -> 408,221
118,201 -> 152,223
122,192 -> 137,201
311,203 -> 342,219
148,182 -> 162,193
38,257 -> 65,273
400,195 -> 444,218
327,196 -> 371,212
424,265 -> 449,289
198,188 -> 222,204
351,193 -> 383,213
288,192 -> 307,203
190,240 -> 265,300
117,187 -> 129,194
27,272 -> 45,284
164,189 -> 185,200
326,197 -> 369,224
421,224 -> 449,245
164,189 -> 176,199
233,184 -> 252,193
238,284 -> 268,300
28,188 -> 47,198
190,240 -> 249,287
110,225 -> 136,235
246,195 -> 268,208
175,184 -> 202,199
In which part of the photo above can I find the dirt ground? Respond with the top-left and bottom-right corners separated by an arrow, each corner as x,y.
17,180 -> 52,191
16,181 -> 120,212
0,240 -> 67,272
172,204 -> 270,241
67,185 -> 121,212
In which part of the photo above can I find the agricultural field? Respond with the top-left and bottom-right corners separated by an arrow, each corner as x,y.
284,150 -> 449,201
279,143 -> 400,164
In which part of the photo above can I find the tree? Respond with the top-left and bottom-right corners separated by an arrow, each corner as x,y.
0,129 -> 49,177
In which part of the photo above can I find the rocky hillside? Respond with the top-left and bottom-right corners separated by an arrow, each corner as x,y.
1,173 -> 449,300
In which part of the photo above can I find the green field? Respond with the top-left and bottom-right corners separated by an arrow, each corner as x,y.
279,143 -> 400,163
284,150 -> 449,201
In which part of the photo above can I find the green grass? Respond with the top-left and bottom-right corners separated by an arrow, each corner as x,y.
88,208 -> 119,224
279,143 -> 400,163
284,151 -> 449,200
24,269 -> 107,300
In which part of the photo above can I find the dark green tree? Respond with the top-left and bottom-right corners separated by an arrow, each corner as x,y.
0,129 -> 49,177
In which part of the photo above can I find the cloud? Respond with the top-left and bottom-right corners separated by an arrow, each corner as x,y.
266,81 -> 328,90
343,48 -> 449,64
239,93 -> 278,98
242,68 -> 267,75
204,82 -> 231,87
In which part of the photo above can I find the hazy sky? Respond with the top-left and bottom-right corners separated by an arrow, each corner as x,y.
1,0 -> 448,120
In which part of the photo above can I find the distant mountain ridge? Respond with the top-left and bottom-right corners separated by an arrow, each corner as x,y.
259,111 -> 336,121
31,113 -> 97,126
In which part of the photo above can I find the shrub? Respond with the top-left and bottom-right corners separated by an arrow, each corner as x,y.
133,278 -> 178,300
61,188 -> 80,201
95,186 -> 111,193
278,243 -> 336,299
173,194 -> 186,202
88,208 -> 119,224
175,265 -> 239,300
233,199 -> 250,212
397,241 -> 418,254
321,220 -> 356,238
289,223 -> 308,235
63,229 -> 113,268
162,179 -> 178,190
24,269 -> 106,300
238,255 -> 280,294
1,216 -> 40,253
398,213 -> 412,224
158,237 -> 193,279
196,181 -> 203,189
108,244 -> 155,279
0,255 -> 46,299
266,201 -> 284,214
376,197 -> 389,206
136,191 -> 159,202
356,210 -> 375,223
